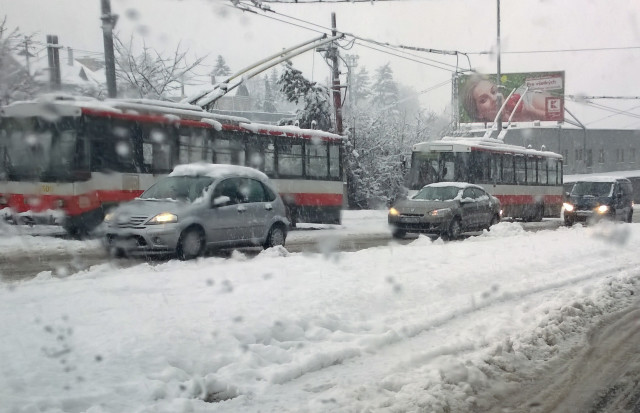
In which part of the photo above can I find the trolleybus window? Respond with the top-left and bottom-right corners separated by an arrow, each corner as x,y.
306,140 -> 328,178
515,155 -> 526,184
329,144 -> 341,178
277,141 -> 303,177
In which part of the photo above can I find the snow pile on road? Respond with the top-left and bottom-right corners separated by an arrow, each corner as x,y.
0,214 -> 638,412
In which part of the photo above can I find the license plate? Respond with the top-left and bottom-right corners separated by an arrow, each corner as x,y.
401,217 -> 420,224
114,238 -> 137,249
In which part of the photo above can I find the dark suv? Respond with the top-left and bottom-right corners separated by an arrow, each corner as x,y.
563,177 -> 634,226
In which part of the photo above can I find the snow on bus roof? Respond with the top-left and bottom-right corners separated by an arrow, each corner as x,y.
169,163 -> 269,181
415,136 -> 563,159
240,122 -> 344,140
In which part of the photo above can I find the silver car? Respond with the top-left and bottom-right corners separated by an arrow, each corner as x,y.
388,183 -> 502,240
103,163 -> 290,259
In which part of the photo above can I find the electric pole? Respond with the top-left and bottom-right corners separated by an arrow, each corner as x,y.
496,0 -> 503,132
46,35 -> 62,90
101,0 -> 118,98
330,13 -> 343,135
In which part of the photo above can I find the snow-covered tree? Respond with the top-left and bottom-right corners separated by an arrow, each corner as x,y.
114,36 -> 205,99
262,75 -> 276,112
371,62 -> 398,108
0,18 -> 39,105
277,61 -> 332,130
211,55 -> 231,84
350,66 -> 371,105
343,60 -> 449,209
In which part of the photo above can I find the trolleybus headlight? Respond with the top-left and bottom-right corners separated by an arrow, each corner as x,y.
147,212 -> 178,224
563,202 -> 575,212
596,205 -> 610,214
388,207 -> 400,216
0,196 -> 7,205
55,199 -> 65,208
429,208 -> 451,216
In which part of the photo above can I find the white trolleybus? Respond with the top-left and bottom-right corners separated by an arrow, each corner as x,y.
404,136 -> 564,221
0,95 -> 344,235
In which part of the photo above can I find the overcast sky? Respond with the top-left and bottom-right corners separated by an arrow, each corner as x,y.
2,0 -> 640,127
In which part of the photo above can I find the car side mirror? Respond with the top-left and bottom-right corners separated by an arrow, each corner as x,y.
212,195 -> 230,207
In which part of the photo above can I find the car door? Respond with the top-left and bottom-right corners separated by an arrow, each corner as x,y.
236,178 -> 277,242
460,188 -> 479,229
472,187 -> 493,227
205,177 -> 254,245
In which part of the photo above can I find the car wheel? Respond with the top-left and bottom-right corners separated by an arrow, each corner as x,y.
177,227 -> 205,260
264,224 -> 286,249
564,216 -> 574,227
487,214 -> 500,231
627,209 -> 633,223
445,218 -> 462,241
392,228 -> 406,239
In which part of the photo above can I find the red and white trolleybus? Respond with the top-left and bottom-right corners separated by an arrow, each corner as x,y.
0,95 -> 344,235
404,136 -> 564,220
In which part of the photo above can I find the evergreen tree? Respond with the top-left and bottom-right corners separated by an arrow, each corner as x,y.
372,62 -> 398,108
277,61 -> 332,130
211,55 -> 231,84
350,66 -> 371,105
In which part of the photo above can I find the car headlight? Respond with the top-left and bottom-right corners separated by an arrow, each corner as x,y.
563,202 -> 574,212
389,207 -> 400,216
103,212 -> 114,223
429,208 -> 451,216
147,212 -> 178,224
596,205 -> 609,214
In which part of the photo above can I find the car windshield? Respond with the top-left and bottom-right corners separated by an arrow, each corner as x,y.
571,181 -> 614,197
139,176 -> 214,202
412,185 -> 461,201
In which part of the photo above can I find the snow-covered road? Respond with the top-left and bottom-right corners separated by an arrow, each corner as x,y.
1,212 -> 639,412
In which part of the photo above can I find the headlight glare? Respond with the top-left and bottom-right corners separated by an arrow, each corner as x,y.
388,207 -> 400,216
596,205 -> 609,214
563,202 -> 574,212
147,212 -> 178,224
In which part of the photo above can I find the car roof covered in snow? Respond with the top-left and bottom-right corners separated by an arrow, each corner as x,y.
423,182 -> 484,190
569,175 -> 630,183
169,163 -> 269,182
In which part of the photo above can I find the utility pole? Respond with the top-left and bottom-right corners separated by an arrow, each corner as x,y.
344,54 -> 359,111
496,0 -> 503,132
46,35 -> 62,90
19,36 -> 33,75
344,53 -> 358,147
101,0 -> 118,98
330,13 -> 343,135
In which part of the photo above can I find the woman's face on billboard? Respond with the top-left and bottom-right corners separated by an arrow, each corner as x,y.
472,79 -> 499,121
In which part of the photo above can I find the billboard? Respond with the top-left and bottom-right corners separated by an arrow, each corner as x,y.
457,71 -> 565,123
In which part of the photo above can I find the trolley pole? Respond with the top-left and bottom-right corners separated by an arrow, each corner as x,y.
101,0 -> 118,98
330,13 -> 343,135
